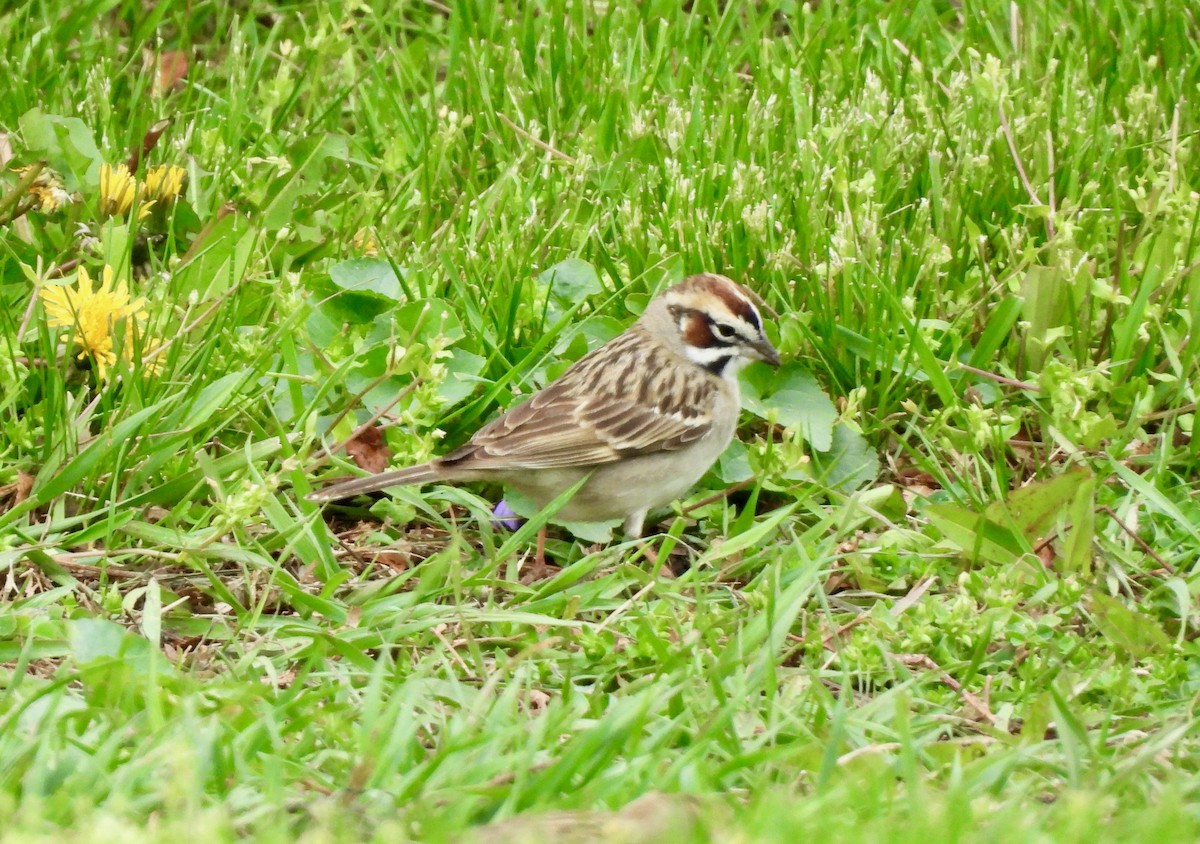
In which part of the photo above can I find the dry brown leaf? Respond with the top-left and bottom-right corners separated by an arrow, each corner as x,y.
371,550 -> 409,573
518,557 -> 561,585
14,470 -> 34,504
1035,538 -> 1055,569
156,50 -> 189,96
895,467 -> 940,494
1,471 -> 35,509
127,117 -> 174,171
343,426 -> 392,473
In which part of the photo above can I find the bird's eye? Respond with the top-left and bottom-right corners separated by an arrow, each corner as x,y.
712,322 -> 738,341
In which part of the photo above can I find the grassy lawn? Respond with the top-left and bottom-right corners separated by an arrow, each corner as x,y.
2,0 -> 1198,840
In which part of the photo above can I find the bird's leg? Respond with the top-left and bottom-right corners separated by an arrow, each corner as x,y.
519,524 -> 557,584
624,509 -> 670,576
640,541 -> 661,571
623,510 -> 647,540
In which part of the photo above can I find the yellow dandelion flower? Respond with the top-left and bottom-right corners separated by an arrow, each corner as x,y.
99,163 -> 136,216
142,164 -> 186,203
39,265 -> 149,380
30,182 -> 67,212
353,227 -> 379,256
16,166 -> 70,212
123,325 -> 166,375
98,163 -> 153,220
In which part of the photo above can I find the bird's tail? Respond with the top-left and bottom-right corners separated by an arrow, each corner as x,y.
306,463 -> 441,502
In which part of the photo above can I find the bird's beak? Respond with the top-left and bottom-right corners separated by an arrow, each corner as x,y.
751,336 -> 782,367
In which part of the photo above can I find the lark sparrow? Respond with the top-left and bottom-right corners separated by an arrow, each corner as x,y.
309,273 -> 781,537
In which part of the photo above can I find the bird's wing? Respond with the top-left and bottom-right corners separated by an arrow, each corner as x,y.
439,333 -> 719,471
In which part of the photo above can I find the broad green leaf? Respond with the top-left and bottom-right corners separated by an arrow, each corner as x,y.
1020,265 -> 1072,370
388,298 -> 465,345
437,348 -> 488,406
577,314 -> 625,349
314,259 -> 408,323
808,423 -> 880,492
18,108 -> 103,192
557,519 -> 618,543
538,258 -> 602,307
349,371 -> 412,414
344,302 -> 467,391
305,305 -> 342,349
68,618 -> 153,667
330,258 -> 406,301
357,297 -> 463,349
1063,474 -> 1097,574
1089,593 -> 1170,657
984,467 -> 1092,542
925,502 -> 1026,565
743,363 -> 836,452
714,438 -> 753,484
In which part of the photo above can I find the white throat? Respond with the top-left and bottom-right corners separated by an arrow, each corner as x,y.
683,343 -> 750,384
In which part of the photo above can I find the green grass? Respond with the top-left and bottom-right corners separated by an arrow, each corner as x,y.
2,0 -> 1199,840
